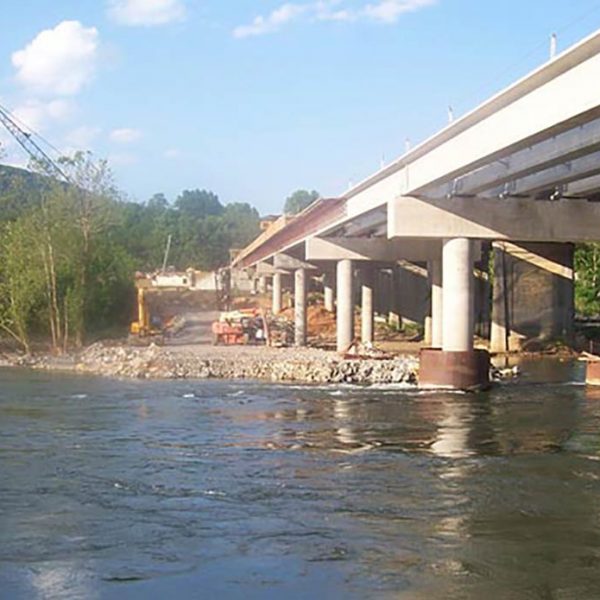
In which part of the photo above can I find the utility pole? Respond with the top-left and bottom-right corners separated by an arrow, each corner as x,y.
161,234 -> 172,272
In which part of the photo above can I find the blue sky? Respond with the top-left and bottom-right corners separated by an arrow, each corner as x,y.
1,0 -> 600,215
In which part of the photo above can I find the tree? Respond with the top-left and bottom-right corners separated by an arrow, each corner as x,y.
147,192 -> 169,211
575,243 -> 600,316
0,218 -> 44,353
0,163 -> 271,350
223,203 -> 260,249
284,189 -> 320,215
175,189 -> 223,219
56,152 -> 120,347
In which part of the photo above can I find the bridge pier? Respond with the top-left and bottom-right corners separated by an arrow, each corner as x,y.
336,259 -> 354,352
258,275 -> 267,294
272,272 -> 282,315
294,268 -> 307,347
419,238 -> 490,390
361,267 -> 375,345
430,259 -> 443,348
323,272 -> 335,313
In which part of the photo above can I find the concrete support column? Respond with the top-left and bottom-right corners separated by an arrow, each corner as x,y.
336,259 -> 354,352
258,275 -> 267,294
388,266 -> 402,330
424,317 -> 432,346
361,268 -> 375,345
420,239 -> 489,390
294,268 -> 307,347
323,272 -> 335,312
442,238 -> 474,352
272,272 -> 282,316
430,259 -> 443,348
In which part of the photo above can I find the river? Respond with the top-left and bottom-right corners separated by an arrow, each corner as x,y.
1,360 -> 600,599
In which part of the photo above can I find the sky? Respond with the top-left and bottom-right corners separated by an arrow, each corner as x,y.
1,0 -> 600,215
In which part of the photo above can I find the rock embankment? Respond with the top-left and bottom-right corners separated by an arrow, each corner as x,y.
14,342 -> 419,385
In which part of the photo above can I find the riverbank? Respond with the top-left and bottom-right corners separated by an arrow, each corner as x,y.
1,342 -> 419,385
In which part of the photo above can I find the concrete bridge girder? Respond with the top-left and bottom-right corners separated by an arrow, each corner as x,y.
305,236 -> 443,263
256,261 -> 289,276
388,195 -> 600,243
429,116 -> 600,197
273,253 -> 318,272
338,33 -> 600,225
482,149 -> 600,198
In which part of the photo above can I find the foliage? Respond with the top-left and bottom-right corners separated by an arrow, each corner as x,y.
575,243 -> 600,316
283,189 -> 320,215
0,162 -> 261,351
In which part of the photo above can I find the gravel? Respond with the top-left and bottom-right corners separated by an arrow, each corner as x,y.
9,342 -> 419,385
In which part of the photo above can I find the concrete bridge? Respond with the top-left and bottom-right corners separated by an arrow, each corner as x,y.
232,29 -> 600,390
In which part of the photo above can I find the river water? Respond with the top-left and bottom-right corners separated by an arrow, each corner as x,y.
2,360 -> 600,599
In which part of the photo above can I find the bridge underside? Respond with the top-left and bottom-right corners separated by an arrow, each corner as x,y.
232,30 -> 600,390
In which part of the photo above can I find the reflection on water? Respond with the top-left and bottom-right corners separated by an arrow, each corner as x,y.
1,360 -> 600,598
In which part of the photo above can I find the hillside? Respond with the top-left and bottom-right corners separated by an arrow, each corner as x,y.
0,164 -> 52,221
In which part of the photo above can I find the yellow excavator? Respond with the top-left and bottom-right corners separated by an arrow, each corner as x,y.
129,278 -> 164,338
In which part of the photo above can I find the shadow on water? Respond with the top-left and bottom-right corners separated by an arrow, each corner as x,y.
2,360 -> 600,598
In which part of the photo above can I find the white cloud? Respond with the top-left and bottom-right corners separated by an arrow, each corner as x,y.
233,3 -> 308,39
11,99 -> 73,132
233,0 -> 436,37
11,21 -> 99,96
363,0 -> 437,23
108,0 -> 186,26
109,127 -> 142,143
315,0 -> 356,21
65,125 -> 102,149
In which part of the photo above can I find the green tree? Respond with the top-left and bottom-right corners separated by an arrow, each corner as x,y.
284,189 -> 320,215
575,243 -> 600,316
175,189 -> 223,219
0,159 -> 268,350
147,192 -> 169,211
0,218 -> 44,353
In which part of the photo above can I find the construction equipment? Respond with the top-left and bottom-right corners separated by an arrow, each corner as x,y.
0,103 -> 71,183
212,309 -> 266,345
130,278 -> 164,338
